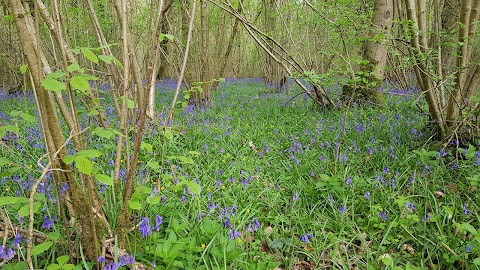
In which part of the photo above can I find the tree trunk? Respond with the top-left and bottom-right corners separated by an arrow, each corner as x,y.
343,0 -> 393,105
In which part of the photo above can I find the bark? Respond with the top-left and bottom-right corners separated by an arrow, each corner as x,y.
343,0 -> 393,105
9,0 -> 103,263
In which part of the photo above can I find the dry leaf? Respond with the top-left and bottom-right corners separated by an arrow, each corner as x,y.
401,244 -> 415,254
434,190 -> 446,198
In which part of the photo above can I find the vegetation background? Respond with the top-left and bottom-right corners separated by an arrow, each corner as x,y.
0,0 -> 479,269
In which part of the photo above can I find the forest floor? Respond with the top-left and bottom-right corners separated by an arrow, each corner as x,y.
0,79 -> 479,269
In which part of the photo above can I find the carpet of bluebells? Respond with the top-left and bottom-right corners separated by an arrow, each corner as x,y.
1,78 -> 480,269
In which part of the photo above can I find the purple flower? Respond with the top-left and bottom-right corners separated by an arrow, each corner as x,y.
292,192 -> 299,202
153,215 -> 163,231
41,215 -> 54,230
228,229 -> 241,240
224,218 -> 232,228
98,256 -> 105,263
405,202 -> 414,211
339,205 -> 345,213
139,217 -> 151,238
422,213 -> 430,222
462,204 -> 472,215
60,182 -> 69,197
383,167 -> 389,174
378,211 -> 387,221
466,245 -> 472,252
13,232 -> 21,247
345,176 -> 352,187
252,218 -> 260,231
216,179 -> 222,188
365,191 -> 370,200
299,233 -> 313,243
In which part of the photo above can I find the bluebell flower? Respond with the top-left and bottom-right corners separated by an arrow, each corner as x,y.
228,229 -> 241,240
365,191 -> 370,200
378,211 -> 387,221
98,256 -> 105,263
139,217 -> 151,238
339,205 -> 345,213
153,215 -> 163,231
299,233 -> 313,243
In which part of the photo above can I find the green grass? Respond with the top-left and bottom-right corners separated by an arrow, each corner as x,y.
0,80 -> 479,269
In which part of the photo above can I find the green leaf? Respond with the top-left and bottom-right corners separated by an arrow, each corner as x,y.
92,127 -> 114,139
70,75 -> 90,92
164,129 -> 173,141
474,258 -> 480,265
159,33 -> 174,42
56,255 -> 70,265
141,142 -> 153,152
76,149 -> 102,158
128,200 -> 142,210
31,241 -> 53,256
5,125 -> 19,133
79,73 -> 98,81
0,157 -> 11,166
98,55 -> 113,64
0,196 -> 28,207
188,151 -> 201,156
146,195 -> 160,205
3,15 -> 13,21
18,202 -> 41,217
63,155 -> 75,164
47,70 -> 67,79
112,56 -> 123,68
67,63 -> 80,73
46,264 -> 61,270
127,99 -> 135,109
147,161 -> 160,170
75,155 -> 93,175
69,48 -> 81,54
42,78 -> 66,93
95,174 -> 113,186
178,156 -> 194,164
19,64 -> 28,74
21,113 -> 37,124
80,47 -> 98,64
48,232 -> 60,241
0,126 -> 5,139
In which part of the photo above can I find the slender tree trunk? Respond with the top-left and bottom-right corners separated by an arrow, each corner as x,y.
9,0 -> 103,263
343,0 -> 393,105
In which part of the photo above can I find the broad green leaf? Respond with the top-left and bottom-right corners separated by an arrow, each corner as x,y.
92,127 -> 114,139
70,75 -> 90,91
3,15 -> 14,21
141,142 -> 153,152
80,47 -> 98,64
9,110 -> 22,117
18,202 -> 41,217
69,48 -> 81,54
75,155 -> 93,175
127,99 -> 135,109
112,56 -> 123,68
178,156 -> 194,164
63,155 -> 75,164
0,157 -> 11,166
76,149 -> 102,158
98,55 -> 113,64
185,181 -> 200,196
0,126 -> 5,139
47,70 -> 67,79
188,151 -> 201,156
62,264 -> 76,270
95,174 -> 113,186
0,196 -> 28,207
31,241 -> 53,256
146,195 -> 160,205
79,73 -> 98,81
159,33 -> 174,42
147,161 -> 160,170
128,200 -> 142,210
474,258 -> 480,265
5,125 -> 19,133
21,113 -> 37,124
46,264 -> 61,270
48,232 -> 60,240
56,255 -> 70,265
67,63 -> 80,73
164,129 -> 173,141
19,64 -> 28,74
42,77 -> 66,93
